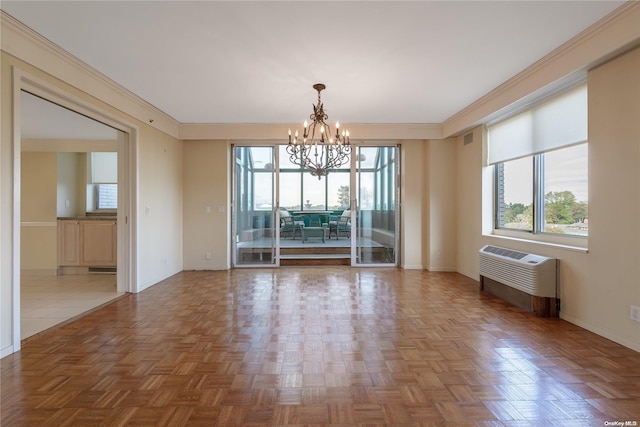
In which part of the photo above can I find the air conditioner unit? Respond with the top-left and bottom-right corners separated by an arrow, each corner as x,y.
479,245 -> 558,316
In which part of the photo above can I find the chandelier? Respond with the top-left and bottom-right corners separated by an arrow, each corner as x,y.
287,83 -> 351,179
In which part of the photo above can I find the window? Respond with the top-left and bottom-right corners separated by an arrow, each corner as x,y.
489,84 -> 588,238
96,184 -> 117,209
278,145 -> 350,211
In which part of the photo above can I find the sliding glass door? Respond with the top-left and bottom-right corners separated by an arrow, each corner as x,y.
231,144 -> 399,267
354,145 -> 399,265
232,146 -> 276,266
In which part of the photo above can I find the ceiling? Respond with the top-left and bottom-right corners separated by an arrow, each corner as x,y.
21,92 -> 118,140
1,1 -> 627,128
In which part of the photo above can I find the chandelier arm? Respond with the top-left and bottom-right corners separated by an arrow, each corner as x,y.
286,83 -> 350,178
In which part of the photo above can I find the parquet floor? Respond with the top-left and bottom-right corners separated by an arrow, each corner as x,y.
2,268 -> 639,426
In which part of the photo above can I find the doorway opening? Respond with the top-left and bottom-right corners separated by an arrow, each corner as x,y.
19,92 -> 124,339
10,69 -> 137,355
231,144 -> 399,267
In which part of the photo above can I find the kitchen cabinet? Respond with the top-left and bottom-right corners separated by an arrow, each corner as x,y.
81,220 -> 117,266
58,220 -> 81,266
58,218 -> 117,267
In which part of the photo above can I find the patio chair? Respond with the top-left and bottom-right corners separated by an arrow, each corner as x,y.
280,215 -> 304,239
329,211 -> 351,239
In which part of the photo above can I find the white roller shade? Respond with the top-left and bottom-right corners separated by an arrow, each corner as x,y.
91,152 -> 117,183
487,84 -> 587,165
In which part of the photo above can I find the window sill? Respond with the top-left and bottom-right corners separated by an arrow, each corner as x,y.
486,230 -> 588,253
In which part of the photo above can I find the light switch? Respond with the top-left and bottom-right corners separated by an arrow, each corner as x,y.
205,206 -> 211,214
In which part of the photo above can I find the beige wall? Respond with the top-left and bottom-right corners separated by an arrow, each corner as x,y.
582,47 -> 640,348
2,10 -> 639,357
20,152 -> 57,272
21,152 -> 57,222
424,139 -> 457,271
455,127 -> 484,280
57,152 -> 86,217
183,140 -> 229,270
1,51 -> 184,355
401,140 -> 424,269
456,47 -> 640,351
182,141 -> 425,270
137,125 -> 184,290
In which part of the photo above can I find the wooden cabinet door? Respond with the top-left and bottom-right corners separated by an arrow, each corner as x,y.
58,220 -> 81,266
81,221 -> 117,266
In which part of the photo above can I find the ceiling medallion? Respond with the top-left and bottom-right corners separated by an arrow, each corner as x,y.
287,83 -> 351,179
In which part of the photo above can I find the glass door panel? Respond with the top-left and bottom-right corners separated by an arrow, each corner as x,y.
232,146 -> 276,266
354,146 -> 398,265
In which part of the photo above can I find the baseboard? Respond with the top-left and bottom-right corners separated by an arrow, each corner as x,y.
138,268 -> 182,293
427,267 -> 457,272
401,264 -> 424,270
21,269 -> 57,276
58,266 -> 90,275
1,344 -> 16,358
560,312 -> 640,352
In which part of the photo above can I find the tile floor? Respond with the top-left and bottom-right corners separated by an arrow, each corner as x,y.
20,273 -> 124,339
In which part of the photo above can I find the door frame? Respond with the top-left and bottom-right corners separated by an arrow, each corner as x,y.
351,144 -> 401,267
230,144 -> 278,268
10,68 -> 139,353
230,142 -> 401,268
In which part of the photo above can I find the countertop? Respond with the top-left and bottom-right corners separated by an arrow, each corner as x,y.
58,216 -> 117,221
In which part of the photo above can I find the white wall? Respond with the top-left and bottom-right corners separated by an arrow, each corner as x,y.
456,47 -> 640,351
1,53 -> 12,355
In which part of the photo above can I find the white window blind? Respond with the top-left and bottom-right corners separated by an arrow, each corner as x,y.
91,152 -> 117,183
487,84 -> 587,165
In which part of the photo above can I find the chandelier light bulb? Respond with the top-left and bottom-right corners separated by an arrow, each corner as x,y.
285,83 -> 352,179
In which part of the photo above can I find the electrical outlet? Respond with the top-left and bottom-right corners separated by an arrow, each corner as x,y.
205,252 -> 212,260
631,305 -> 640,322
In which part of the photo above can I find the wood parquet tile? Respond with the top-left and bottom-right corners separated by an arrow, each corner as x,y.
2,268 -> 640,426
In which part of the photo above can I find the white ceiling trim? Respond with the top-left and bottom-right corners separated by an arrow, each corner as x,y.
442,1 -> 640,137
179,123 -> 443,141
3,4 -> 639,141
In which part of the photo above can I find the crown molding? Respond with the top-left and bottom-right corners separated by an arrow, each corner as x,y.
4,2 -> 638,142
442,1 -> 640,138
1,11 -> 180,139
179,122 -> 442,141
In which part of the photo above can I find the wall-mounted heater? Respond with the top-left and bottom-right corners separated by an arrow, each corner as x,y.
479,245 -> 558,317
